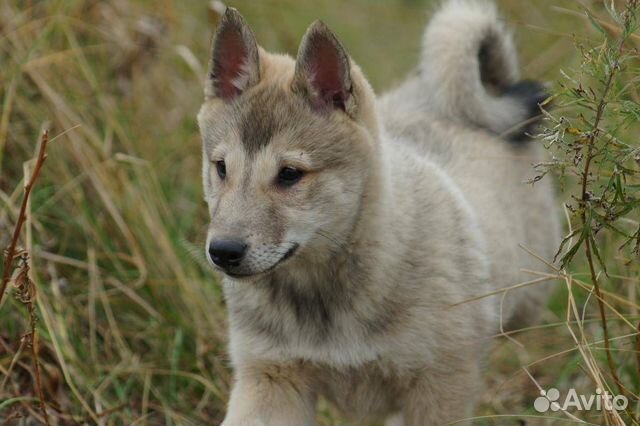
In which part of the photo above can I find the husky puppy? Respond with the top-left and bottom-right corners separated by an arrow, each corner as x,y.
197,1 -> 560,424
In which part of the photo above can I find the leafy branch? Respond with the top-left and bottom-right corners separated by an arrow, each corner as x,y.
535,0 -> 640,423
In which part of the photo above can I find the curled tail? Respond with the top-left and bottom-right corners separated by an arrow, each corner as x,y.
421,0 -> 546,141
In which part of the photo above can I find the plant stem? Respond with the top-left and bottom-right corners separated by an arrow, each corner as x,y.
0,131 -> 49,305
0,130 -> 51,425
579,34 -> 631,410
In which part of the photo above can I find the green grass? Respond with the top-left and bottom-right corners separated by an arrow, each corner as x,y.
0,0 -> 638,425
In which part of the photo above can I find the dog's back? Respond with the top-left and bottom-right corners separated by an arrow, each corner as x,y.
379,0 -> 561,330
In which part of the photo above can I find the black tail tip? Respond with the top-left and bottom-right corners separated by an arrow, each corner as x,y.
505,80 -> 548,117
504,80 -> 549,143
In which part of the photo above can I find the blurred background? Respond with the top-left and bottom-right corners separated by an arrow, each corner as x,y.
1,0 -> 638,425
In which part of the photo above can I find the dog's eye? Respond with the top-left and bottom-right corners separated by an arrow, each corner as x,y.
215,160 -> 226,180
277,166 -> 304,187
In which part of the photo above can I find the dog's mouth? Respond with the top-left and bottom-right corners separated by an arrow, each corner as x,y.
223,243 -> 300,279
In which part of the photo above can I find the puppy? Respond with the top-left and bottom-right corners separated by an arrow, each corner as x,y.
197,1 -> 560,424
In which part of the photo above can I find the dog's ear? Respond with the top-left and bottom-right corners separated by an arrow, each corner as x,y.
206,8 -> 260,101
293,21 -> 353,113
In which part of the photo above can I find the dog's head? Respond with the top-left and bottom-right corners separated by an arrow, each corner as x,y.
198,8 -> 378,279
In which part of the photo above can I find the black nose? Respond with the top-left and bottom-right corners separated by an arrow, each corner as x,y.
208,240 -> 247,269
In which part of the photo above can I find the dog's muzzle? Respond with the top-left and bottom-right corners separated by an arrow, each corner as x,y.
206,240 -> 299,278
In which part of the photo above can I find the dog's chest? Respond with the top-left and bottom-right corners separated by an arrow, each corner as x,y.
224,275 -> 390,366
227,276 -> 346,341
317,361 -> 414,420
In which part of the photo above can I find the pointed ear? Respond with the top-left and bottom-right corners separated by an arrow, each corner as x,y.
206,8 -> 260,101
293,21 -> 353,113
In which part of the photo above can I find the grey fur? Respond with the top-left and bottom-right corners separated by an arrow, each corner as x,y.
419,0 -> 542,137
197,1 -> 561,425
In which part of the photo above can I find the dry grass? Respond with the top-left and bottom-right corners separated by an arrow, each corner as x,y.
0,0 -> 638,425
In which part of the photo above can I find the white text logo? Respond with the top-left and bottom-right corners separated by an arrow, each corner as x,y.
534,388 -> 628,413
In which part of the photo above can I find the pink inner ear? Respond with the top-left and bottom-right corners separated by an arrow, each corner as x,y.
213,29 -> 248,100
308,40 -> 347,110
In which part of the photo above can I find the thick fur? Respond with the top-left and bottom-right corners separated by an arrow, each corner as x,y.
197,2 -> 561,425
416,0 -> 548,139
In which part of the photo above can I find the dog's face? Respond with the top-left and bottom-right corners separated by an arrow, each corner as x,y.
198,9 -> 375,278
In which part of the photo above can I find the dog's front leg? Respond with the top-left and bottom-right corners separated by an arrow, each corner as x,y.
222,361 -> 317,426
402,362 -> 481,426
